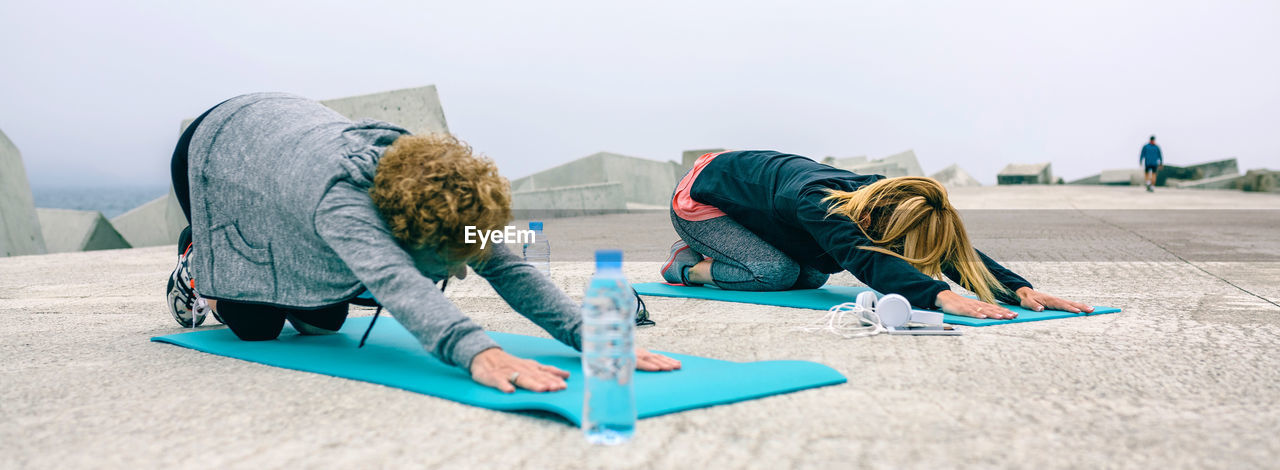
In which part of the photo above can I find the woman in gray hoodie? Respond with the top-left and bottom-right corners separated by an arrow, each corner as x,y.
166,93 -> 679,393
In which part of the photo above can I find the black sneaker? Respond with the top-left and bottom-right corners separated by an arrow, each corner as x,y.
166,242 -> 217,327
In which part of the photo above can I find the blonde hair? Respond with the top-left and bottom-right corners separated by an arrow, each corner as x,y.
822,176 -> 1010,304
370,134 -> 511,264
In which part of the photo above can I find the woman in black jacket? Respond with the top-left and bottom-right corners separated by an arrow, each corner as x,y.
661,150 -> 1092,320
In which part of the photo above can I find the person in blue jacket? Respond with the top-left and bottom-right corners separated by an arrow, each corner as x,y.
1140,135 -> 1163,192
661,150 -> 1094,320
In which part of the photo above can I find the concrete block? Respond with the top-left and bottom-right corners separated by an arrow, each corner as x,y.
1238,169 -> 1279,193
1067,173 -> 1102,185
1098,169 -> 1143,185
320,85 -> 449,136
1185,158 -> 1239,180
511,182 -> 628,219
509,152 -> 683,207
0,128 -> 47,257
1129,172 -> 1146,186
681,148 -> 726,172
36,208 -> 131,253
928,164 -> 981,188
181,85 -> 450,136
109,189 -> 187,248
1155,165 -> 1202,187
1176,173 -> 1247,190
827,155 -> 868,167
828,151 -> 924,178
997,162 -> 1053,185
880,150 -> 926,177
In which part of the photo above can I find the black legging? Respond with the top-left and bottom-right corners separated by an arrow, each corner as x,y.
171,101 -> 349,340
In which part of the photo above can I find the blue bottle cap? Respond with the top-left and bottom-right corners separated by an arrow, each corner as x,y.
595,250 -> 622,270
529,221 -> 544,231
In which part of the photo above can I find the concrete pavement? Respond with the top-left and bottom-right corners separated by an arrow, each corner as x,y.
2,186 -> 1278,469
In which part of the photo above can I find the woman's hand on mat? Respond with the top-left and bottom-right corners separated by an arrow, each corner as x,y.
469,347 -> 570,394
1015,287 -> 1094,314
636,347 -> 681,371
934,290 -> 1017,320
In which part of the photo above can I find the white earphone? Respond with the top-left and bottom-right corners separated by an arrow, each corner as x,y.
798,290 -> 945,338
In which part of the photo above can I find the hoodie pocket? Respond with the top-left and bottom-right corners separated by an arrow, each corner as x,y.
209,222 -> 277,299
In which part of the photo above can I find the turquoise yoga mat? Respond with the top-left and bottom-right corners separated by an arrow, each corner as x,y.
151,317 -> 846,426
632,282 -> 1120,327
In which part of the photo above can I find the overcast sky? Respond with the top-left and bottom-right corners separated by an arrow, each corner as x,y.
2,0 -> 1277,188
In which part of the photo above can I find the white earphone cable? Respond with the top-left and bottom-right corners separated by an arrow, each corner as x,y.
795,302 -> 886,338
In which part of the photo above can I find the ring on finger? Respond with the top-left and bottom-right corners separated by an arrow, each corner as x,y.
508,372 -> 520,384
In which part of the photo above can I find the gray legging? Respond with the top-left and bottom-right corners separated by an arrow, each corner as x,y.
670,209 -> 830,291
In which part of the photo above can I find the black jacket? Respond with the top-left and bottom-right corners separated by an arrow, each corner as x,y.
689,150 -> 1031,308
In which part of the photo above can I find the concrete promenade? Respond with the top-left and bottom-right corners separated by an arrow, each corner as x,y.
2,186 -> 1278,469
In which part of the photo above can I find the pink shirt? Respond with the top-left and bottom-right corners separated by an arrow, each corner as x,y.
672,151 -> 730,221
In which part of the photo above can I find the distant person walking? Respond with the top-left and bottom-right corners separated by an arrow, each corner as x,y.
1140,135 -> 1163,192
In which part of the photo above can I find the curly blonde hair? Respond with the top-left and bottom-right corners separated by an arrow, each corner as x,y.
370,134 -> 512,263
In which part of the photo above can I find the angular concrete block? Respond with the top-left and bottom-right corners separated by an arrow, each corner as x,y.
1129,172 -> 1146,186
997,163 -> 1053,185
1099,169 -> 1143,185
321,86 -> 449,136
928,164 -> 981,188
682,148 -> 726,172
880,150 -> 925,177
828,151 -> 924,178
509,152 -> 683,207
1238,169 -> 1278,193
511,182 -> 628,219
1185,158 -> 1239,180
1155,165 -> 1202,187
181,85 -> 450,136
828,155 -> 868,167
0,128 -> 47,257
1067,173 -> 1102,185
110,189 -> 187,248
37,208 -> 131,253
1175,173 -> 1247,190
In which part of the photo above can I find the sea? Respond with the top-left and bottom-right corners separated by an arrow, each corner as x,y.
31,186 -> 171,219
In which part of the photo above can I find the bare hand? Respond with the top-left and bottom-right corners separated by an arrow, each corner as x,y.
935,290 -> 1017,320
1015,287 -> 1094,314
637,347 -> 681,371
469,348 -> 570,393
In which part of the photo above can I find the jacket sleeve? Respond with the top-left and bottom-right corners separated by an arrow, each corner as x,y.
314,182 -> 498,369
941,249 -> 1032,305
795,194 -> 951,309
469,244 -> 583,351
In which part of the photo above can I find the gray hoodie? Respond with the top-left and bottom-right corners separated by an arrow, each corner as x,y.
187,93 -> 581,368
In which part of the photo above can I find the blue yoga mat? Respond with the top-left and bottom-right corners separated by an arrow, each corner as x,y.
632,282 -> 1120,327
152,317 -> 846,426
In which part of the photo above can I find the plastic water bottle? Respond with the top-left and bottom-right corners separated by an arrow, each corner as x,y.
581,250 -> 637,445
522,221 -> 551,278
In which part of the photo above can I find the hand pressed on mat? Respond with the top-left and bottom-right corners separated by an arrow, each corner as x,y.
637,347 -> 682,371
1014,286 -> 1094,314
935,287 -> 1095,320
470,347 -> 570,393
470,346 -> 681,394
935,290 -> 1017,320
